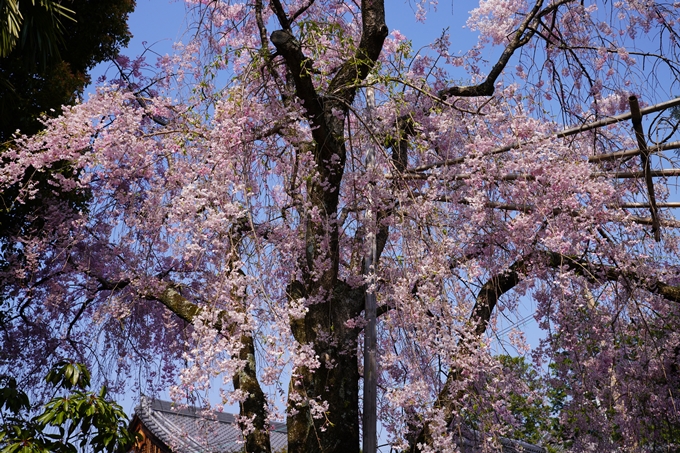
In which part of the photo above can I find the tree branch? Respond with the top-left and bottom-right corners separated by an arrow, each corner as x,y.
410,249 -> 680,450
270,0 -> 291,31
437,0 -> 573,98
404,96 -> 680,174
290,0 -> 315,24
93,271 -> 271,452
270,30 -> 324,129
326,0 -> 388,107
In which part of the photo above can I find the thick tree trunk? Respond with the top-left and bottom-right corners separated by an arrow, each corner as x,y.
286,342 -> 360,453
286,282 -> 364,453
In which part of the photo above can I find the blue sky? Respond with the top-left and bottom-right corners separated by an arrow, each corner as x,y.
88,0 -> 483,93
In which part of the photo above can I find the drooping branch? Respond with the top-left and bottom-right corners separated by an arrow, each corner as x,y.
149,284 -> 272,453
408,259 -> 527,451
94,271 -> 271,453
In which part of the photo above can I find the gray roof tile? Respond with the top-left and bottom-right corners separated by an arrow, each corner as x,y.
134,397 -> 287,453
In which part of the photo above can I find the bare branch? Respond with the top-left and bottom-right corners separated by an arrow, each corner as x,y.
270,0 -> 291,31
289,0 -> 315,24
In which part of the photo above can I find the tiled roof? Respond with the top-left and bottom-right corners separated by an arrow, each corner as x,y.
133,397 -> 287,453
134,397 -> 545,453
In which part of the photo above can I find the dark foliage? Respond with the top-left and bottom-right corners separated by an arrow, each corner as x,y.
0,0 -> 135,141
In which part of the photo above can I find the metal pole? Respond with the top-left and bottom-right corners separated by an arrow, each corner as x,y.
363,227 -> 377,453
362,85 -> 377,453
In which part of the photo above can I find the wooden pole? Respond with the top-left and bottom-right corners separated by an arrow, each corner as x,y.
629,95 -> 661,241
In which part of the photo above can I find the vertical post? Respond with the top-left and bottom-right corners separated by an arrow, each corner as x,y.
363,230 -> 377,453
629,95 -> 661,241
363,85 -> 378,453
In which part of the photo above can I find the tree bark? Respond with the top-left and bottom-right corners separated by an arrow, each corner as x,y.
286,281 -> 364,453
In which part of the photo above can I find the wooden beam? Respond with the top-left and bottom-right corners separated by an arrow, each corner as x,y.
588,140 -> 680,163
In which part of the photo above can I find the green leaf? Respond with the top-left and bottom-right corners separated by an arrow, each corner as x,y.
1,363 -> 132,453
